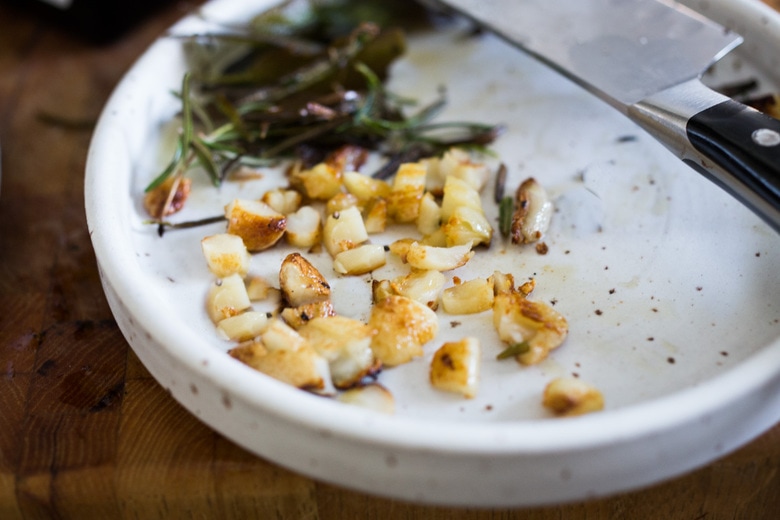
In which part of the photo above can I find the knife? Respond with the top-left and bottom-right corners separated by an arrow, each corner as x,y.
425,0 -> 780,232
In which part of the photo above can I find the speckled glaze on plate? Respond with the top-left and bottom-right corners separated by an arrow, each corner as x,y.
85,0 -> 780,507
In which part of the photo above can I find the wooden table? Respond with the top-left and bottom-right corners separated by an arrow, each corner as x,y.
1,1 -> 779,518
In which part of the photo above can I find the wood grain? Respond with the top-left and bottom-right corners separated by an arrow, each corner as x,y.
1,1 -> 779,518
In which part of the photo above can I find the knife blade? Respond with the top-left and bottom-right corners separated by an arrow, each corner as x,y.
427,0 -> 780,232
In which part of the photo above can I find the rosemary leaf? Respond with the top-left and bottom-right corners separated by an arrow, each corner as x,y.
260,116 -> 351,158
499,195 -> 514,238
214,93 -> 250,141
352,61 -> 383,124
192,136 -> 222,186
496,341 -> 530,360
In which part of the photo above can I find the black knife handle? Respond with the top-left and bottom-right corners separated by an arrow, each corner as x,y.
686,99 -> 780,232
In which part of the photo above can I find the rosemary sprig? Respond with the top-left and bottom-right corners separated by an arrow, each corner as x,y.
148,215 -> 227,237
146,0 -> 504,193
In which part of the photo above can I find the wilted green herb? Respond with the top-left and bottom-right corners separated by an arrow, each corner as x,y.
499,195 -> 514,238
147,0 -> 503,193
496,341 -> 530,360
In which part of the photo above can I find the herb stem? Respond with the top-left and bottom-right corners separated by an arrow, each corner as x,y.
499,195 -> 514,239
146,4 -> 503,194
150,215 -> 227,237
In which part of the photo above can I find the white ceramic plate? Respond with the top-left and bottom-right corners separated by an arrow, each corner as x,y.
85,0 -> 780,507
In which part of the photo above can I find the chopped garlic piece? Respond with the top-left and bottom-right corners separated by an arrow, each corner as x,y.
337,383 -> 395,414
333,244 -> 387,275
511,177 -> 553,244
201,233 -> 251,277
143,175 -> 191,218
230,320 -> 332,392
405,241 -> 474,272
438,147 -> 490,191
390,269 -> 446,310
292,162 -> 342,200
326,192 -> 359,216
217,311 -> 270,342
489,271 -> 516,296
224,199 -> 286,252
442,205 -> 493,247
362,197 -> 388,234
493,292 -> 568,365
430,337 -> 481,398
343,171 -> 391,201
416,192 -> 442,236
207,274 -> 252,324
441,277 -> 494,314
387,238 -> 414,262
285,205 -> 321,249
441,175 -> 482,221
387,162 -> 426,223
368,295 -> 439,367
280,300 -> 335,330
279,252 -> 331,307
322,206 -> 369,257
542,377 -> 604,416
261,188 -> 301,215
299,316 -> 380,389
